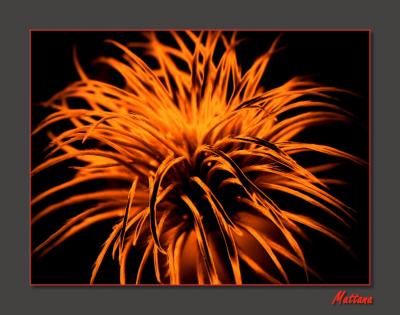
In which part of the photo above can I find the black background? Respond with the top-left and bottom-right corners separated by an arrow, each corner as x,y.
31,31 -> 369,284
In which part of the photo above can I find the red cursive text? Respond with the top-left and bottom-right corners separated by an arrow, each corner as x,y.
332,290 -> 373,305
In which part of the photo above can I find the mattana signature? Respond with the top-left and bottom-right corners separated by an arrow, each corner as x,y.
332,290 -> 374,305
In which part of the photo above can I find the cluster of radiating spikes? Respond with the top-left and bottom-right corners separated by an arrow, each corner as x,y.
32,31 -> 365,284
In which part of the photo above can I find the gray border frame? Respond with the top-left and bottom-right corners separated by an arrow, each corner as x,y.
2,0 -> 398,314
